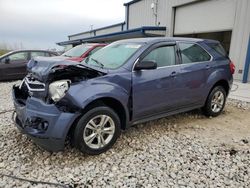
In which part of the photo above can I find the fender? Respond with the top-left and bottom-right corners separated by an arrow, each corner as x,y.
65,80 -> 130,117
205,63 -> 232,101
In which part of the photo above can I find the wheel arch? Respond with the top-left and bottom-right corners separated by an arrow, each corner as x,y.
66,97 -> 129,139
82,97 -> 128,130
203,79 -> 230,107
210,79 -> 230,96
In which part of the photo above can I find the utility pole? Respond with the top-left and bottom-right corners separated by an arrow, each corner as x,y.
151,0 -> 159,26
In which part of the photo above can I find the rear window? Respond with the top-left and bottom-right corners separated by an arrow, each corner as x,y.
179,43 -> 211,64
207,43 -> 227,57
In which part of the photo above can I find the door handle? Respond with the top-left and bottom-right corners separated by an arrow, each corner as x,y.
170,71 -> 177,77
206,65 -> 211,69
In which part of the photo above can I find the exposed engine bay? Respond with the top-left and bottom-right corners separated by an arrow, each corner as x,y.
16,57 -> 106,104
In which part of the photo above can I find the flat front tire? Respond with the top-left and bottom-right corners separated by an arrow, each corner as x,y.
73,106 -> 121,155
203,86 -> 227,117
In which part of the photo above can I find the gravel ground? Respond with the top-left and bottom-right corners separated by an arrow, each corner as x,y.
0,81 -> 250,188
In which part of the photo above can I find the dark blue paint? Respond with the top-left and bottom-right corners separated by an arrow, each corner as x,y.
13,37 -> 233,151
243,36 -> 250,83
12,87 -> 79,151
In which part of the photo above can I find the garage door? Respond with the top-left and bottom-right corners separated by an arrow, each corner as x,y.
174,0 -> 236,35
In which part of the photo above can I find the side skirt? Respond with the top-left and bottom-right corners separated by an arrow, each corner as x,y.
130,105 -> 203,126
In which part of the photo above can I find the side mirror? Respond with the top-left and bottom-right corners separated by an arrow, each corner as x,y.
4,57 -> 10,64
134,60 -> 157,71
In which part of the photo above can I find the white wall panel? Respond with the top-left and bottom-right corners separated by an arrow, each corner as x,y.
69,33 -> 94,40
174,0 -> 236,35
95,25 -> 122,36
128,0 -> 167,29
69,25 -> 123,41
229,0 -> 250,80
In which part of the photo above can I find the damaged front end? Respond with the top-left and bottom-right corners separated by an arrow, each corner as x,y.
24,57 -> 107,103
12,57 -> 106,151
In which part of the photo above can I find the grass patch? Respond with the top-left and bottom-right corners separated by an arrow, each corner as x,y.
0,49 -> 10,56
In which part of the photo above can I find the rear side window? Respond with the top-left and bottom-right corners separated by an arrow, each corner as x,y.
143,46 -> 176,67
207,43 -> 227,57
30,51 -> 46,59
179,43 -> 211,64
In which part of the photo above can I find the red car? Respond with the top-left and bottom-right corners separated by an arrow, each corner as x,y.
61,43 -> 106,62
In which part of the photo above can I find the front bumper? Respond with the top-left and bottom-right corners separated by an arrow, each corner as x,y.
12,85 -> 79,152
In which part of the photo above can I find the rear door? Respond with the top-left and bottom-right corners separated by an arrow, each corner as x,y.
132,42 -> 182,120
1,52 -> 29,80
176,42 -> 212,106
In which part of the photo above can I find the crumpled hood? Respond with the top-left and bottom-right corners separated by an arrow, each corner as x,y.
27,56 -> 107,82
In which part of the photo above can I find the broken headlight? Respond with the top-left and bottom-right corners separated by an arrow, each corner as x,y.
49,80 -> 71,102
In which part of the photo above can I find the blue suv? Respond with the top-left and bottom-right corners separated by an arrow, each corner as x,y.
12,37 -> 235,154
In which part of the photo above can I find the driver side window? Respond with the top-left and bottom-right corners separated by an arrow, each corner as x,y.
8,52 -> 29,62
143,46 -> 176,67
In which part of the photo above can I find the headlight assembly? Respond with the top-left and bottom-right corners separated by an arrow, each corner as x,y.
49,80 -> 71,102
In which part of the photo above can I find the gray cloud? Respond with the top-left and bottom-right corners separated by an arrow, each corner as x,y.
0,0 -> 130,50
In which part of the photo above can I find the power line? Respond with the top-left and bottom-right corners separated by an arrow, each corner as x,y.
0,173 -> 69,188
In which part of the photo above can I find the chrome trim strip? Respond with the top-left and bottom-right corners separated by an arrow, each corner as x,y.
24,77 -> 45,92
132,60 -> 212,72
132,58 -> 140,71
19,78 -> 25,90
132,41 -> 214,72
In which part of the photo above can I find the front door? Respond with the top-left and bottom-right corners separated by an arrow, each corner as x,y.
132,44 -> 181,121
2,52 -> 29,80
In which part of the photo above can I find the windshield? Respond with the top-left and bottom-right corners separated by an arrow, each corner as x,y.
62,44 -> 92,57
83,43 -> 142,69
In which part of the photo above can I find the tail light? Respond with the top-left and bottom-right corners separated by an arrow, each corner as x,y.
229,60 -> 235,74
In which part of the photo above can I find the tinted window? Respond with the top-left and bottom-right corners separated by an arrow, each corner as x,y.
207,43 -> 227,57
30,51 -> 46,58
8,52 -> 28,61
143,46 -> 176,67
179,43 -> 211,64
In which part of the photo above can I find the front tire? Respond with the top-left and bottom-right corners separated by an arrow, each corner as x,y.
73,106 -> 121,155
203,86 -> 227,117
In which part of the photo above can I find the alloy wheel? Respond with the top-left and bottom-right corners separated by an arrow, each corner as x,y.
211,90 -> 225,113
83,115 -> 115,149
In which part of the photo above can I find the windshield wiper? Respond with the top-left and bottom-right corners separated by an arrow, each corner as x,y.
91,58 -> 104,68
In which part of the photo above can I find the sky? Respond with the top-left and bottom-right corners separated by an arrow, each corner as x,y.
0,0 -> 130,50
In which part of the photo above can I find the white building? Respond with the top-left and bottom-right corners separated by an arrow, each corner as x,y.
57,0 -> 250,83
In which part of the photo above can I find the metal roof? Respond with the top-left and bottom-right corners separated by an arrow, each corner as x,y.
57,26 -> 166,46
124,0 -> 142,6
68,22 -> 125,38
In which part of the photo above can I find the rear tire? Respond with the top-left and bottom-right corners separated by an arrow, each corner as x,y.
203,86 -> 227,117
73,106 -> 121,155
